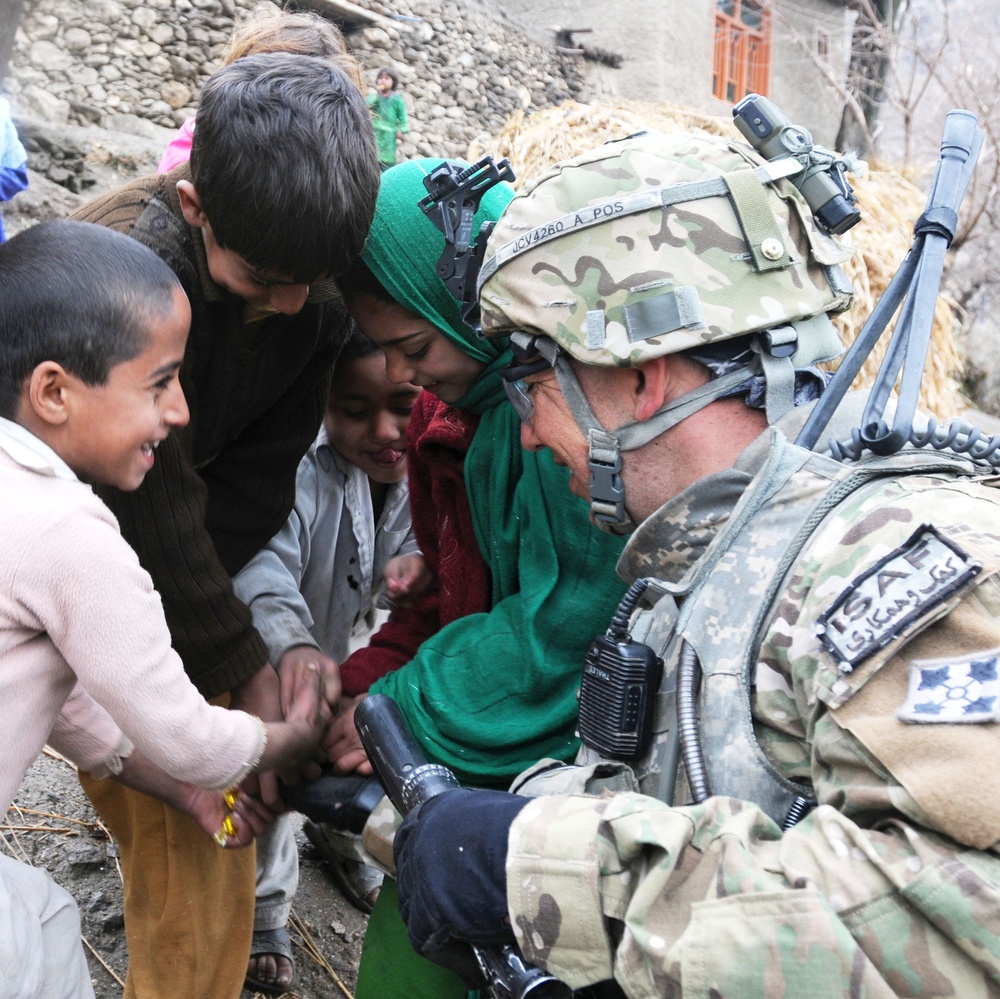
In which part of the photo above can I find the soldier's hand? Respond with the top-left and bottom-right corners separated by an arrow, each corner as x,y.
394,788 -> 528,983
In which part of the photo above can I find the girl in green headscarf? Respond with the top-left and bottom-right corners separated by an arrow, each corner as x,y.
330,159 -> 628,998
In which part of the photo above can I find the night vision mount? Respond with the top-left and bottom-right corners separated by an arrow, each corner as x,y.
733,92 -> 861,236
418,155 -> 515,328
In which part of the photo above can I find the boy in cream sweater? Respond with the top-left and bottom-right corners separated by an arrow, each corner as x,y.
0,219 -> 328,999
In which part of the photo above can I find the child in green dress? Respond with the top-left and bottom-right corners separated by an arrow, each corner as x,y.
367,66 -> 410,170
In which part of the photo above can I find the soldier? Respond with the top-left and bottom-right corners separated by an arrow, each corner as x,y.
387,130 -> 1000,997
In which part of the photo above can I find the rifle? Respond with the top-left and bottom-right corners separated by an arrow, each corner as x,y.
354,694 -> 572,999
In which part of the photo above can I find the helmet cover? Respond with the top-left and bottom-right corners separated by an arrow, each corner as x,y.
479,130 -> 854,367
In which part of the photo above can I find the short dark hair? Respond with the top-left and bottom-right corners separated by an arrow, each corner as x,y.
334,320 -> 383,370
190,52 -> 379,282
376,66 -> 400,89
0,220 -> 182,418
337,259 -> 394,307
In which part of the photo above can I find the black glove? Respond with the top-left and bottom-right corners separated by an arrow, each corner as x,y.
394,788 -> 529,981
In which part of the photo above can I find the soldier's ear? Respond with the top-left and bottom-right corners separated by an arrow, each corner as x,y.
633,357 -> 671,423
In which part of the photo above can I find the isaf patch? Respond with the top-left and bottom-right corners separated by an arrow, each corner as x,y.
899,651 -> 1000,723
816,525 -> 981,672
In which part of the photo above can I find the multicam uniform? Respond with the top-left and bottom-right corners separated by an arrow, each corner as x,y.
504,404 -> 1000,998
381,124 -> 1000,996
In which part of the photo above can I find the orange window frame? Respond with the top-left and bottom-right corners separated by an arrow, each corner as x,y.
712,0 -> 772,103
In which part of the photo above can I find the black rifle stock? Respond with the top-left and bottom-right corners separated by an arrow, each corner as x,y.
354,694 -> 573,999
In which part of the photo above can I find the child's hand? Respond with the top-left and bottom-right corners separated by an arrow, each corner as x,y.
260,665 -> 331,784
384,553 -> 432,606
114,751 -> 275,845
278,645 -> 341,716
230,664 -> 284,807
323,694 -> 373,776
189,786 -> 275,848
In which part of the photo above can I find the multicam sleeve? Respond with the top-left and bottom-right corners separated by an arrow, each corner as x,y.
506,793 -> 804,996
505,789 -> 1000,998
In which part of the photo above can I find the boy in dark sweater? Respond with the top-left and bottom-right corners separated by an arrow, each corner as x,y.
69,52 -> 379,999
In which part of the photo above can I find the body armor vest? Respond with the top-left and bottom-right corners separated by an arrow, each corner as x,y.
583,431 -> 989,826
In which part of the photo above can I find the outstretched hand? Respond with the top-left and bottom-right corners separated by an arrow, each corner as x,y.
280,662 -> 332,778
323,694 -> 373,775
111,749 -> 277,845
255,663 -> 331,790
229,664 -> 284,806
278,645 -> 341,716
383,552 -> 434,607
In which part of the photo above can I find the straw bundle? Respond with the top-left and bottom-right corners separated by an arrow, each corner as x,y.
469,100 -> 966,419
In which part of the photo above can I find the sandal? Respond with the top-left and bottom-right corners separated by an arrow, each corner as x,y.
279,772 -> 385,834
244,925 -> 295,995
304,820 -> 384,914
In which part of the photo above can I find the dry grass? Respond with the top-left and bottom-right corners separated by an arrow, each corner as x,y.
469,99 -> 966,419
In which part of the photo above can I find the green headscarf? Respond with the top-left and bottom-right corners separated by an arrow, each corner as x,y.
361,158 -> 512,409
358,159 -> 628,999
360,158 -> 519,571
362,159 -> 629,785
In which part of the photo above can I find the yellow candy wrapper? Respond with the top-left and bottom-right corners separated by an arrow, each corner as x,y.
213,790 -> 239,847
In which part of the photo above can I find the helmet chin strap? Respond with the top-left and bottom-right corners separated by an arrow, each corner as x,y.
550,354 -> 762,533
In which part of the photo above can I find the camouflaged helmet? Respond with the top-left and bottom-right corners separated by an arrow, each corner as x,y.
480,130 -> 857,533
478,129 -> 854,369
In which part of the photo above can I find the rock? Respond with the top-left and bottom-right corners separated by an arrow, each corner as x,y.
65,842 -> 108,872
100,112 -> 175,141
74,66 -> 100,86
28,39 -> 73,73
63,27 -> 93,52
16,86 -> 71,125
167,54 -> 198,79
131,7 -> 158,29
101,909 -> 126,932
70,101 -> 104,124
149,23 -> 175,45
160,81 -> 193,109
30,13 -> 60,41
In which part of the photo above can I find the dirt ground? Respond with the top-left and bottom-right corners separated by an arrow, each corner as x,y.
7,750 -> 368,999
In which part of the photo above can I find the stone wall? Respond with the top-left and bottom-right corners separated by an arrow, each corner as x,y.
5,0 -> 585,161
